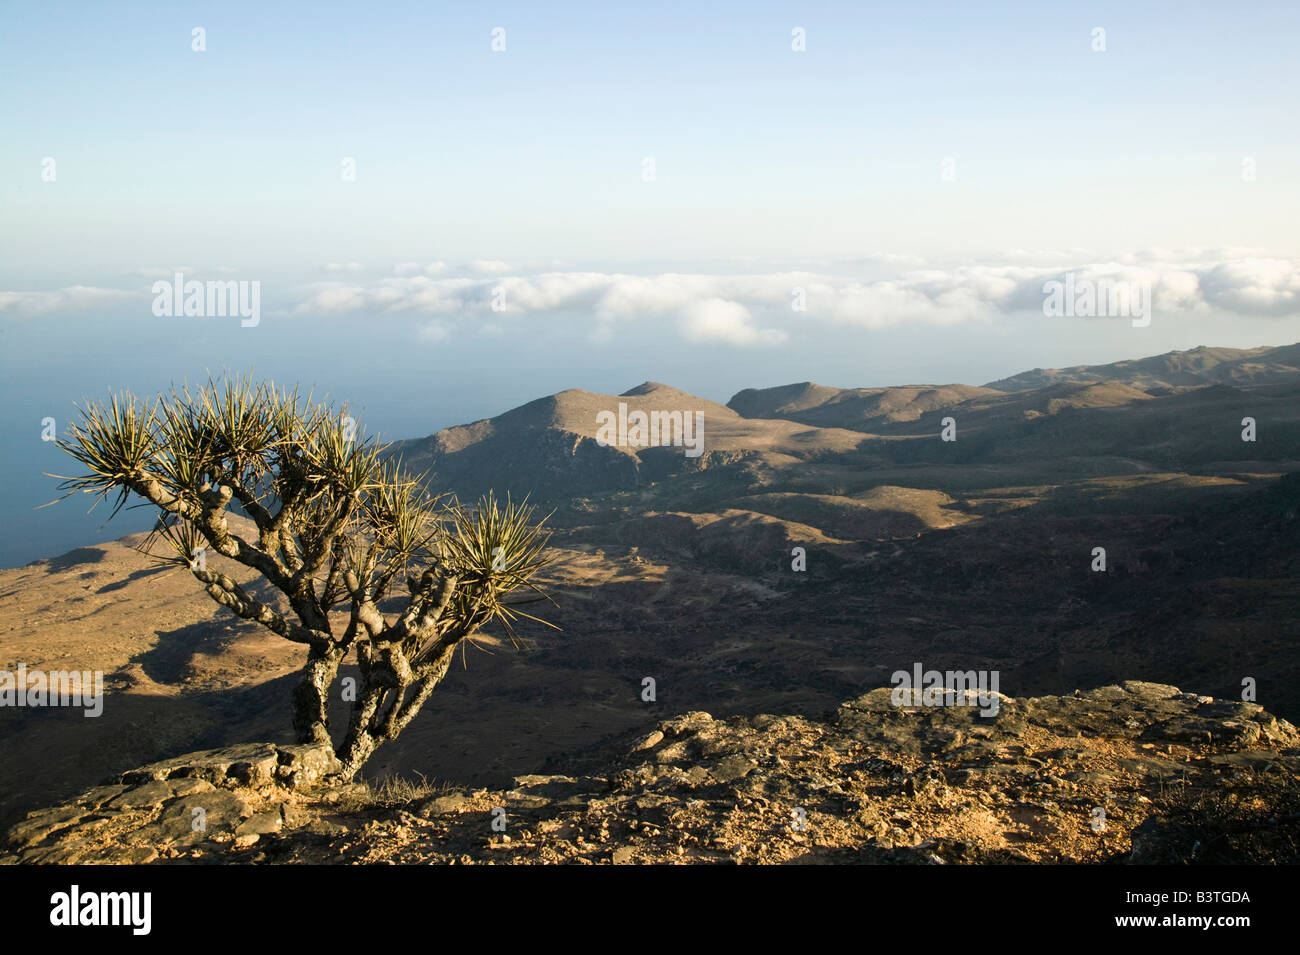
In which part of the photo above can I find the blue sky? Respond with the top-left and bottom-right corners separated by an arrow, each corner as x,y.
4,1 -> 1299,273
2,1 -> 1299,564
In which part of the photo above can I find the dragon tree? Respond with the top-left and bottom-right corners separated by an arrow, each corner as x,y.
52,376 -> 555,778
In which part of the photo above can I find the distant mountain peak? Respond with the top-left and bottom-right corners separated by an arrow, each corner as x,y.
620,381 -> 676,397
983,342 -> 1300,393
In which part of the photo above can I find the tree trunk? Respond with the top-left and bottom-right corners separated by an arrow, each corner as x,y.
291,645 -> 344,745
336,642 -> 459,779
338,726 -> 380,779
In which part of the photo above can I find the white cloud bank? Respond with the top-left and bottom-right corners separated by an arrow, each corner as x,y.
289,254 -> 1300,343
0,285 -> 136,316
679,298 -> 787,346
4,254 -> 1298,346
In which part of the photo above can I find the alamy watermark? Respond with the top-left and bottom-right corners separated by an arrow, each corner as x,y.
152,272 -> 260,327
890,662 -> 1001,716
50,885 -> 150,935
1042,273 -> 1151,327
595,403 -> 704,458
0,665 -> 104,717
